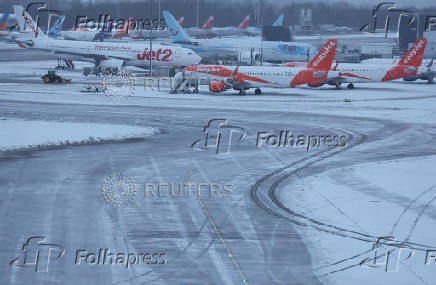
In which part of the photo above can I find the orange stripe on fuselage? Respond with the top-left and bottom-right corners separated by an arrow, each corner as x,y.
185,66 -> 280,85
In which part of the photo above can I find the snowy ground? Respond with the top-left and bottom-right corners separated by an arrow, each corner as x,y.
0,118 -> 155,151
0,41 -> 435,285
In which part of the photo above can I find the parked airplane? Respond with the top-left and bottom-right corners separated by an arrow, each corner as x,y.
14,9 -> 201,74
322,38 -> 428,89
177,39 -> 337,95
361,58 -> 435,84
246,14 -> 284,36
210,15 -> 251,37
185,16 -> 216,38
163,10 -> 317,63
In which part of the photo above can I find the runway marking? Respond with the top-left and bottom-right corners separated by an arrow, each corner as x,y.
188,162 -> 248,285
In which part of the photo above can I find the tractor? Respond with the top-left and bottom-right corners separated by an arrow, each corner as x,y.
41,70 -> 71,84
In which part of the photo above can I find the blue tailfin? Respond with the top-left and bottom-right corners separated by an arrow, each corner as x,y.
272,14 -> 284,26
162,10 -> 192,43
48,15 -> 64,38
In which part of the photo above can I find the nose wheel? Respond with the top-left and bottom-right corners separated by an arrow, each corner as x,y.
347,83 -> 355,89
255,88 -> 262,95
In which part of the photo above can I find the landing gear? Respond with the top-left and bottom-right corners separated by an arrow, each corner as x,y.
347,83 -> 355,89
239,89 -> 246,96
428,78 -> 434,84
335,84 -> 342,90
255,88 -> 262,95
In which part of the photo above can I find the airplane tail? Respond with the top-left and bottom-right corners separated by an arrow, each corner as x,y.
0,13 -> 9,31
398,38 -> 427,69
237,15 -> 250,29
178,16 -> 184,27
290,39 -> 337,87
162,10 -> 193,43
382,38 -> 427,82
13,5 -> 44,38
201,16 -> 214,30
272,14 -> 284,26
48,15 -> 64,38
307,39 -> 338,73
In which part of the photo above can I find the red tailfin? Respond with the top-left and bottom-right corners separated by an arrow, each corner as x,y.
201,16 -> 214,30
307,39 -> 338,72
237,15 -> 250,29
399,38 -> 427,68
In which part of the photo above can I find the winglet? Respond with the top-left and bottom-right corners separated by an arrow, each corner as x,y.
162,10 -> 193,43
426,59 -> 433,71
307,39 -> 338,72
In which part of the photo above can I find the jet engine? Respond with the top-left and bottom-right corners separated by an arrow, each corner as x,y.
209,81 -> 226,92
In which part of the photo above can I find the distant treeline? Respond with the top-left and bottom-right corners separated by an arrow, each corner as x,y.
2,0 -> 436,30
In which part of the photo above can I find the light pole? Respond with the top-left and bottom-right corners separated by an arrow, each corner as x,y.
149,0 -> 153,76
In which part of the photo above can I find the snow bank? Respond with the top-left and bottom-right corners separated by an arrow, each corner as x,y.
0,118 -> 156,151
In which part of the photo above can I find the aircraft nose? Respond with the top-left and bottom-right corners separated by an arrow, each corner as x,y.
191,52 -> 202,64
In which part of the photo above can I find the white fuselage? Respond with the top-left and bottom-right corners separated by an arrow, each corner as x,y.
22,38 -> 201,68
184,65 -> 308,88
197,38 -> 317,62
331,63 -> 415,83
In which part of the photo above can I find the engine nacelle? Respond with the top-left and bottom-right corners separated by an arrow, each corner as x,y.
403,76 -> 418,82
209,81 -> 226,93
308,82 -> 323,87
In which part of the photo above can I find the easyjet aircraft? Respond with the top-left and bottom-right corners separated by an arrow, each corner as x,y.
323,38 -> 428,89
14,8 -> 201,74
281,38 -> 428,89
179,39 -> 337,95
360,58 -> 435,84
